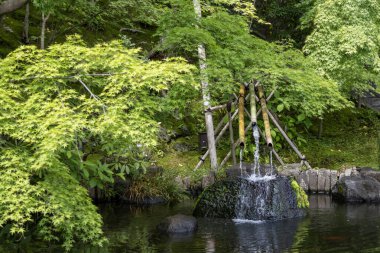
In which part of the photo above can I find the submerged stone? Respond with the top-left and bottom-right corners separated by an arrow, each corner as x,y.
157,214 -> 197,234
332,175 -> 380,203
193,176 -> 307,221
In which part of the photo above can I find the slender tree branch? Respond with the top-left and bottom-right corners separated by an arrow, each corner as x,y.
78,79 -> 107,113
10,72 -> 130,82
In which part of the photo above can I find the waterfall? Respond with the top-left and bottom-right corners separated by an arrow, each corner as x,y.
269,149 -> 273,176
239,147 -> 243,176
252,124 -> 260,177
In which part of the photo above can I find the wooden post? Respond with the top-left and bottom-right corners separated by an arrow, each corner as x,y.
220,121 -> 252,169
239,84 -> 245,147
194,109 -> 239,170
22,0 -> 30,44
318,118 -> 323,139
192,0 -> 218,171
215,94 -> 249,135
227,100 -> 237,165
257,85 -> 273,147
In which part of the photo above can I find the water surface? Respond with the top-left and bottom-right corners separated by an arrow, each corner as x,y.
2,195 -> 380,252
100,195 -> 380,253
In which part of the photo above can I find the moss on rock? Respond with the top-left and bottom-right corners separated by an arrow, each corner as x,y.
193,180 -> 240,218
194,176 -> 307,220
290,178 -> 309,208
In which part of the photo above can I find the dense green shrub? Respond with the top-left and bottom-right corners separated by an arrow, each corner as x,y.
0,35 -> 198,250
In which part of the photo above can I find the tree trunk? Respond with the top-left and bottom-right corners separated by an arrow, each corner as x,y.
192,0 -> 218,171
227,100 -> 236,165
22,1 -> 29,44
0,0 -> 28,16
318,118 -> 323,139
40,12 -> 50,49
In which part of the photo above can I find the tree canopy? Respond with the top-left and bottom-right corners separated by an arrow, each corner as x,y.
303,0 -> 380,95
0,0 -> 377,251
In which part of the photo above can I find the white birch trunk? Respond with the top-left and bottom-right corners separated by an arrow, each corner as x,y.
40,12 -> 50,49
23,1 -> 29,44
192,0 -> 218,170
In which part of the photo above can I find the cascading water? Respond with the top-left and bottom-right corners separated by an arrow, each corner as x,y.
239,147 -> 243,176
194,86 -> 308,222
269,149 -> 273,176
235,123 -> 277,222
252,124 -> 260,177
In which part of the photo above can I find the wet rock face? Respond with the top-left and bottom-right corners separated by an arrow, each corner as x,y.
193,180 -> 240,218
157,214 -> 198,234
358,168 -> 380,183
332,175 -> 380,203
193,176 -> 306,221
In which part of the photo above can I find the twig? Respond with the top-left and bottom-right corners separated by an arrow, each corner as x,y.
78,79 -> 107,113
9,72 -> 130,82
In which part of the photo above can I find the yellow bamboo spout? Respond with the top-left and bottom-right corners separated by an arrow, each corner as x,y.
239,84 -> 245,147
257,85 -> 273,147
249,82 -> 257,126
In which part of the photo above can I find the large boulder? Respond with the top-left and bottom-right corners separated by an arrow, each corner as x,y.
332,175 -> 380,202
173,142 -> 193,152
358,167 -> 380,182
157,214 -> 197,234
193,176 -> 307,221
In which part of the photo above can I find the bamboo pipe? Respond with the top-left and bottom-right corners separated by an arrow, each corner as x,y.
219,116 -> 284,169
257,85 -> 273,147
214,94 -> 249,135
243,107 -> 285,166
239,84 -> 245,147
249,82 -> 257,126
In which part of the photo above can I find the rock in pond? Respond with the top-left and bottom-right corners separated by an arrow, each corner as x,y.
193,176 -> 307,221
358,167 -> 380,182
157,214 -> 197,234
332,175 -> 380,203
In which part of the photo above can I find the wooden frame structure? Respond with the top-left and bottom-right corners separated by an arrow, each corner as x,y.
194,81 -> 312,171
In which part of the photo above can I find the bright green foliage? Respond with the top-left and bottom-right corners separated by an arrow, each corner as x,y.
303,0 -> 380,95
290,178 -> 309,208
158,0 -> 350,120
0,35 -> 197,249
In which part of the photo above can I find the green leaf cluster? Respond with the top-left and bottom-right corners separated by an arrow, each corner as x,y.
0,35 -> 197,249
158,0 -> 350,119
303,0 -> 380,95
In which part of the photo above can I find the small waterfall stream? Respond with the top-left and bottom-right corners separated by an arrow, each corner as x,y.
252,125 -> 260,176
235,124 -> 277,221
239,147 -> 243,176
269,149 -> 273,176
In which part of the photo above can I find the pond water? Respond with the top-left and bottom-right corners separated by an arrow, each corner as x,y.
2,195 -> 380,253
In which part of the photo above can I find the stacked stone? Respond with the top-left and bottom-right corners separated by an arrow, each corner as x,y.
280,165 -> 380,202
279,165 -> 339,194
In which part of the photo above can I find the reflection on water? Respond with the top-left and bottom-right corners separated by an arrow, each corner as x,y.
2,196 -> 380,252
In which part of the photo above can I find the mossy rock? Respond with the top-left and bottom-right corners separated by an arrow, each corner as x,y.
193,176 -> 308,220
193,180 -> 240,218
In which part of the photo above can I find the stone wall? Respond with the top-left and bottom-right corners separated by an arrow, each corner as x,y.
279,166 -> 380,194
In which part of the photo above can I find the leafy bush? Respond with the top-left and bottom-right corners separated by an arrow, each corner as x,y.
125,174 -> 188,204
0,35 -> 197,250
